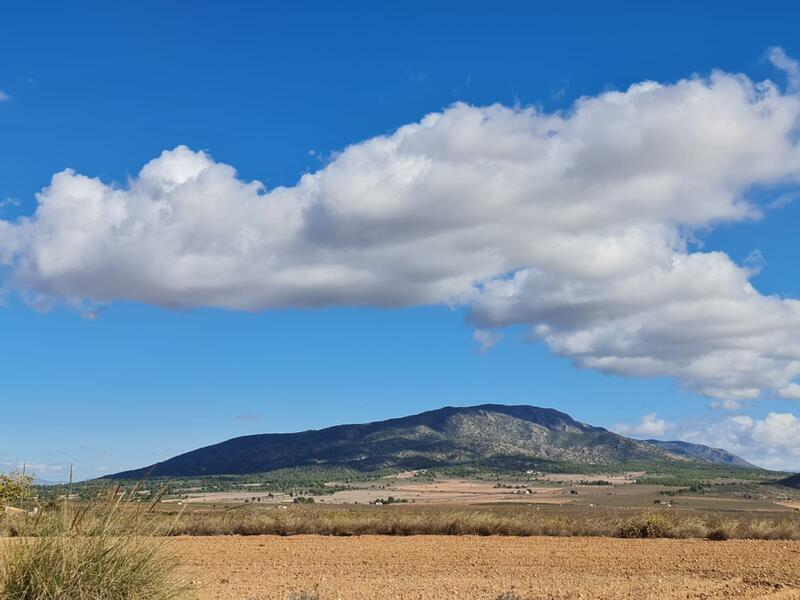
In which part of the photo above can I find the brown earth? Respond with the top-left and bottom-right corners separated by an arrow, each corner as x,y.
173,535 -> 800,599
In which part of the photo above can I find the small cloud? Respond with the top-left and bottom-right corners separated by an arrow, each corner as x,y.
236,412 -> 262,421
0,91 -> 9,102
743,249 -> 765,276
0,197 -> 20,211
708,398 -> 746,410
473,329 -> 502,353
777,383 -> 800,400
80,306 -> 106,320
614,413 -> 671,437
768,46 -> 800,91
767,192 -> 798,210
551,80 -> 569,101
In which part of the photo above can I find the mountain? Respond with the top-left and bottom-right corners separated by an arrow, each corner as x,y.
777,473 -> 800,488
107,404 -> 754,479
645,439 -> 755,468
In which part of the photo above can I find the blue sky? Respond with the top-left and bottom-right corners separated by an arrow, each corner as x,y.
2,1 -> 800,479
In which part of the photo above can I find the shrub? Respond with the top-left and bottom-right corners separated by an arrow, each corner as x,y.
0,472 -> 32,505
616,513 -> 676,538
703,516 -> 737,541
706,527 -> 729,541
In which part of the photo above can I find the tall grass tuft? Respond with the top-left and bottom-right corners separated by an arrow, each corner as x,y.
0,487 -> 185,600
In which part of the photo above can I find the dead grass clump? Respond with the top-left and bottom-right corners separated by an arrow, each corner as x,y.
736,517 -> 800,540
666,515 -> 708,539
1,534 -> 181,600
706,527 -> 729,541
768,520 -> 800,540
0,489 -> 184,600
702,516 -> 736,541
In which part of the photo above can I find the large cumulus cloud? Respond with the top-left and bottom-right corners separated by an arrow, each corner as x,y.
3,61 -> 800,402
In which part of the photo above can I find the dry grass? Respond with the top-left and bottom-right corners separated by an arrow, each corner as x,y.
0,489 -> 185,600
146,504 -> 800,540
4,501 -> 800,544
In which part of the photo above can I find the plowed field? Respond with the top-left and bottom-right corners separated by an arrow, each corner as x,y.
174,535 -> 800,599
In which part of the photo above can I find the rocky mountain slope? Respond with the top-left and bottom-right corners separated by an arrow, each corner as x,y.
108,404 -> 755,479
645,439 -> 755,468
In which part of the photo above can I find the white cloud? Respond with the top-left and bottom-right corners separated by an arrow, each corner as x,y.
776,383 -> 800,400
766,191 -> 798,210
708,398 -> 746,411
473,329 -> 503,353
676,412 -> 800,470
3,56 -> 800,401
0,197 -> 21,210
0,91 -> 9,102
769,46 -> 800,92
0,460 -> 65,476
614,413 -> 671,437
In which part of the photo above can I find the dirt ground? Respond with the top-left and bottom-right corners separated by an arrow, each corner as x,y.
173,535 -> 800,599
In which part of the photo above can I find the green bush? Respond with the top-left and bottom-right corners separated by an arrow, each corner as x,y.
0,473 -> 32,505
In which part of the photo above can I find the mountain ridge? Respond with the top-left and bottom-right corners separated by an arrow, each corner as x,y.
778,473 -> 800,488
108,404 -> 754,479
645,439 -> 756,468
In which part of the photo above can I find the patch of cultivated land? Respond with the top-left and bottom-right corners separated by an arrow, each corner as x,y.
170,475 -> 798,513
174,535 -> 800,599
174,478 -> 570,505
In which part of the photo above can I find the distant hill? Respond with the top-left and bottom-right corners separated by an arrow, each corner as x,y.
645,439 -> 755,468
778,473 -> 800,488
107,404 -> 756,479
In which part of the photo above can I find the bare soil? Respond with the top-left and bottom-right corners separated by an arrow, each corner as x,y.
173,535 -> 800,599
